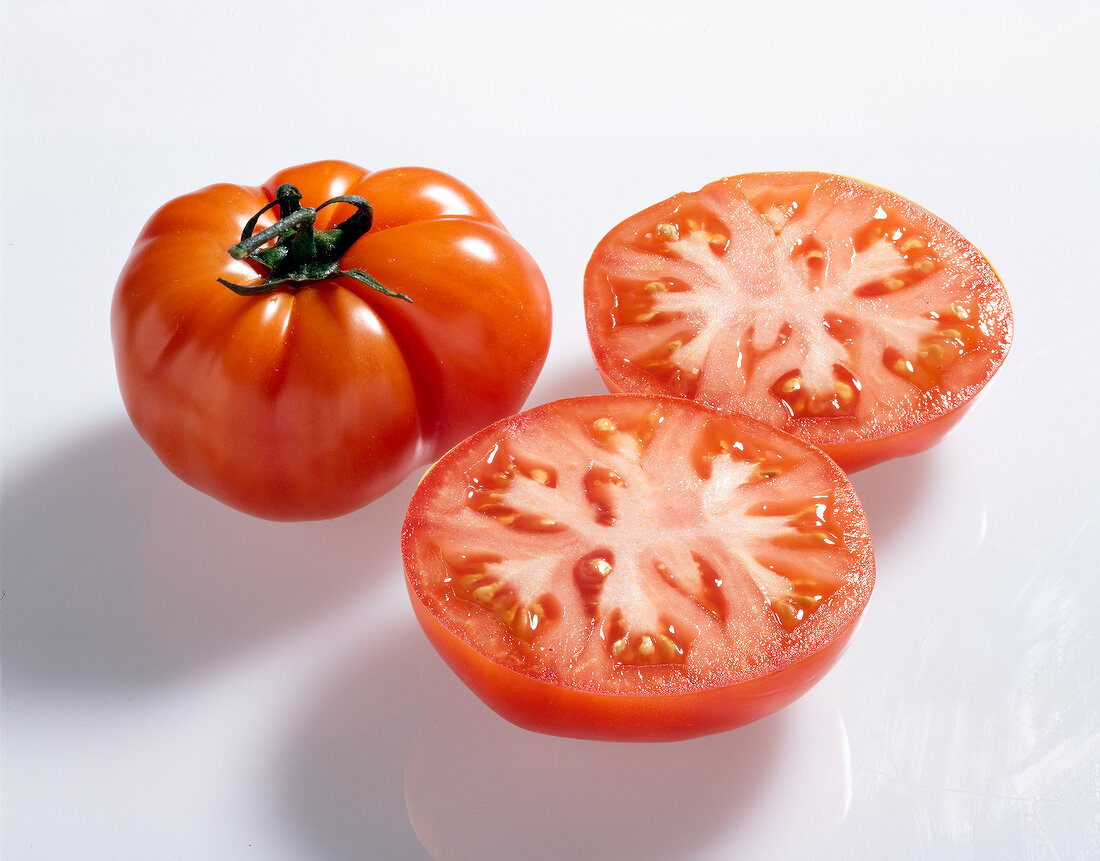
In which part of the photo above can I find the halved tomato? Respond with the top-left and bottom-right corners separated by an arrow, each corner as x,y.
402,395 -> 875,741
583,173 -> 1013,471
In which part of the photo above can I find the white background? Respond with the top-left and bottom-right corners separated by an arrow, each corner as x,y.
3,1 -> 1098,858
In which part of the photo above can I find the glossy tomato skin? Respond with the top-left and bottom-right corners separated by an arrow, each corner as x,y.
408,591 -> 861,741
112,161 -> 551,520
403,395 -> 875,741
583,172 -> 1012,472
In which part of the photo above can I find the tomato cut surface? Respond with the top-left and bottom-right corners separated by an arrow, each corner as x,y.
402,395 -> 874,741
583,173 -> 1013,471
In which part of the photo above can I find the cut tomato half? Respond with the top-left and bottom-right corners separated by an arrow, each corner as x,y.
583,172 -> 1013,471
402,395 -> 875,741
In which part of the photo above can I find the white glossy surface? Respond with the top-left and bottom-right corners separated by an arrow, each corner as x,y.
3,1 -> 1098,858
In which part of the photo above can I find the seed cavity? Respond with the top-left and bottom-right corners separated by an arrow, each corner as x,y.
601,610 -> 690,666
771,365 -> 861,419
449,559 -> 563,642
584,466 -> 627,526
574,550 -> 615,617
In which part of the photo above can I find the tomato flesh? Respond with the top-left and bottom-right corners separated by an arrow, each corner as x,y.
402,395 -> 875,741
583,172 -> 1012,471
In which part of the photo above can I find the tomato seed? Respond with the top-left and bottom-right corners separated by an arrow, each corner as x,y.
950,301 -> 970,321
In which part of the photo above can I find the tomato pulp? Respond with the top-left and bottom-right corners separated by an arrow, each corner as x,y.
583,172 -> 1012,471
112,160 -> 552,520
402,395 -> 875,741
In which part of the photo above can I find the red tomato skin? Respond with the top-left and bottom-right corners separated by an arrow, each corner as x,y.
112,161 -> 551,520
593,367 -> 984,473
583,172 -> 1012,472
408,587 -> 860,741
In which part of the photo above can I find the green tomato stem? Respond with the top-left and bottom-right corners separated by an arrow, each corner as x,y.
217,184 -> 410,302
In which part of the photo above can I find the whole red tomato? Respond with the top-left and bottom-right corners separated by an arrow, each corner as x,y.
112,160 -> 552,520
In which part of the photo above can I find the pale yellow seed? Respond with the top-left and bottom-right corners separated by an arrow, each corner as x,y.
529,468 -> 550,484
709,233 -> 727,245
884,277 -> 906,291
612,639 -> 627,658
592,558 -> 613,577
835,381 -> 855,402
664,339 -> 682,355
782,376 -> 802,394
635,310 -> 657,323
472,585 -> 497,603
645,281 -> 667,293
913,258 -> 935,274
804,249 -> 825,259
950,302 -> 970,321
638,636 -> 656,658
895,357 -> 914,374
921,343 -> 945,360
656,222 -> 679,241
593,417 -> 617,433
900,237 -> 925,252
497,513 -> 517,525
773,600 -> 798,626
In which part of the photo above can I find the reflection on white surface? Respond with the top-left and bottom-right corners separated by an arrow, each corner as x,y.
404,675 -> 853,861
839,408 -> 1100,856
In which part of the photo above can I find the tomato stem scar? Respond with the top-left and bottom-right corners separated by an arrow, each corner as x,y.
218,183 -> 411,301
